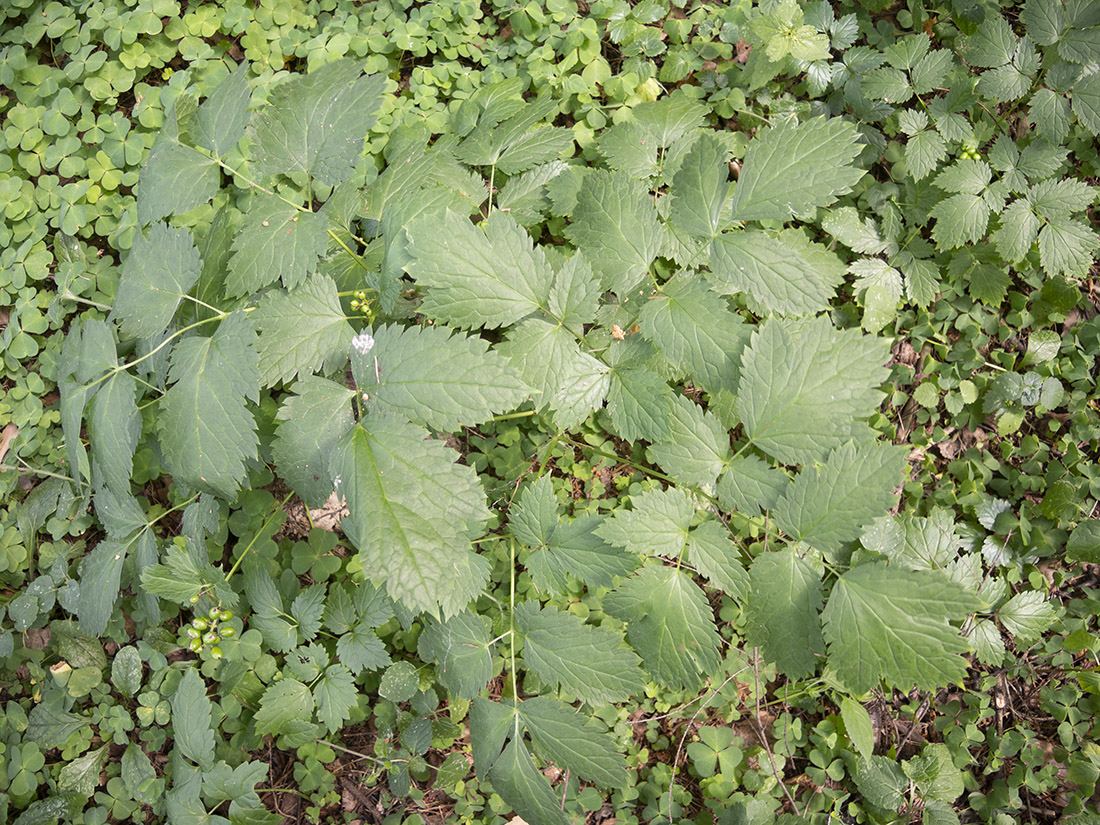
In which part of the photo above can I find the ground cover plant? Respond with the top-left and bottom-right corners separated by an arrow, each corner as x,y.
0,1 -> 1099,825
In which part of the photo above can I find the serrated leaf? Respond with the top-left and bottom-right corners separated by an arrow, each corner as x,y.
77,535 -> 131,635
114,223 -> 202,339
313,664 -> 357,733
596,486 -> 695,558
353,324 -> 528,430
648,394 -> 732,488
729,118 -> 864,221
88,371 -> 140,494
254,678 -> 314,735
992,200 -> 1039,262
860,509 -> 963,570
548,252 -> 601,328
710,230 -> 846,316
773,441 -> 908,558
329,417 -> 490,615
122,743 -> 159,805
639,277 -> 750,392
172,669 -> 215,768
227,195 -> 330,296
852,258 -> 903,333
744,548 -> 825,679
841,698 -> 875,759
157,312 -> 259,498
547,346 -> 609,430
520,697 -> 629,788
1021,0 -> 1064,45
604,565 -> 721,692
1038,216 -> 1099,278
515,602 -> 645,705
499,319 -> 593,422
687,519 -> 748,599
998,590 -> 1058,644
525,513 -> 637,596
738,317 -> 890,465
58,745 -> 106,796
255,274 -> 353,387
716,456 -> 789,515
565,169 -> 664,295
336,622 -> 391,675
963,16 -> 1016,66
292,584 -> 326,641
598,121 -> 660,179
822,207 -> 894,255
418,610 -> 495,699
406,210 -> 554,328
272,376 -> 355,508
456,96 -> 572,174
930,193 -> 992,249
631,91 -> 708,147
606,365 -> 675,442
196,61 -> 252,157
821,563 -> 983,693
1067,521 -> 1100,563
497,160 -> 570,227
136,139 -> 219,225
855,755 -> 908,811
470,696 -> 518,775
1030,89 -> 1071,144
26,691 -> 89,745
249,59 -> 386,186
488,737 -> 567,825
668,133 -> 732,238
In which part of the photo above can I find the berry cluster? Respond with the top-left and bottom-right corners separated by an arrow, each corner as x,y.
182,602 -> 235,659
959,147 -> 982,160
349,289 -> 369,311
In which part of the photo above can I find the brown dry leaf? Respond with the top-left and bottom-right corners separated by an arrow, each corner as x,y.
735,40 -> 752,63
506,818 -> 530,825
312,491 -> 349,532
0,422 -> 18,464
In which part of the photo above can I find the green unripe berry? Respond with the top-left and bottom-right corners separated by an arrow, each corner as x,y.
355,290 -> 367,301
192,617 -> 208,631
209,606 -> 222,619
219,626 -> 236,638
351,299 -> 360,310
218,610 -> 233,622
188,638 -> 203,652
189,595 -> 200,604
185,627 -> 201,639
203,632 -> 220,645
209,646 -> 224,660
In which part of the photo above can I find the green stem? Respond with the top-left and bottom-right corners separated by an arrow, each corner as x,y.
223,492 -> 294,582
509,537 -> 521,739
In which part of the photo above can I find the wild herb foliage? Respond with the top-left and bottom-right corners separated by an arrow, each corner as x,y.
4,1 -> 1100,824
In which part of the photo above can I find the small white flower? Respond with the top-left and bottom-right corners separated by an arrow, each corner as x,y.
333,475 -> 342,489
351,330 -> 375,356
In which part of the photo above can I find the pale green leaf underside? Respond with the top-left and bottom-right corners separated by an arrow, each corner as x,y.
729,117 -> 864,221
738,317 -> 890,465
255,273 -> 354,387
515,602 -> 645,705
822,562 -> 983,693
355,324 -> 529,431
157,312 -> 260,499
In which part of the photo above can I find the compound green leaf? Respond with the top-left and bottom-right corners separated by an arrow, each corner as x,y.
418,610 -> 496,699
716,456 -> 789,515
648,394 -> 732,488
255,274 -> 353,387
520,697 -> 629,788
336,623 -> 391,675
604,565 -> 721,692
548,251 -> 602,328
499,319 -> 591,418
525,513 -> 637,596
821,563 -> 983,693
773,441 -> 908,558
598,121 -> 660,179
253,678 -> 314,736
26,692 -> 88,746
510,476 -> 559,548
136,139 -> 219,225
638,277 -> 750,393
929,193 -> 991,249
1067,520 -> 1100,563
88,371 -> 139,494
992,200 -> 1039,262
406,210 -> 554,328
115,223 -> 202,340
77,535 -> 133,636
668,133 -> 732,238
157,312 -> 259,499
470,697 -> 518,775
328,417 -> 491,615
272,376 -> 355,508
630,91 -> 708,147
1030,88 -> 1071,144
195,61 -> 252,157
998,590 -> 1058,644
606,365 -> 675,442
488,737 -> 567,825
58,745 -> 106,797
744,547 -> 825,680
249,59 -> 386,186
565,169 -> 664,295
1021,0 -> 1065,45
547,345 -> 610,430
729,117 -> 864,221
596,486 -> 695,559
1037,216 -> 1100,278
1072,72 -> 1100,136
710,230 -> 846,316
354,324 -> 528,431
227,195 -> 330,296
456,96 -> 572,174
515,602 -> 645,705
313,664 -> 357,734
738,317 -> 890,465
687,519 -> 748,599
172,669 -> 215,769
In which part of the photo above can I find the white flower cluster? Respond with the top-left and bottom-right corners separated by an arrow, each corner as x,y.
351,330 -> 375,356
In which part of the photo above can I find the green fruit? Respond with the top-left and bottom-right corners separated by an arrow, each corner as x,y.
219,626 -> 236,638
208,606 -> 222,619
188,639 -> 203,652
189,595 -> 200,604
218,610 -> 233,622
185,627 -> 200,639
203,632 -> 220,645
209,646 -> 223,660
192,617 -> 208,631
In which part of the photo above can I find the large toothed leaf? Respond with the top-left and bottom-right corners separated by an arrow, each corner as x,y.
488,737 -> 567,825
114,223 -> 202,340
822,563 -> 983,693
709,230 -> 846,316
648,395 -> 732,488
729,117 -> 864,221
668,133 -> 733,238
88,371 -> 140,494
773,441 -> 908,558
405,210 -> 554,328
744,548 -> 825,680
157,312 -> 259,499
195,61 -> 252,157
738,317 -> 891,465
227,194 -> 330,296
272,376 -> 356,508
352,324 -> 529,431
515,602 -> 646,705
606,365 -> 676,442
455,96 -> 574,174
249,59 -> 386,186
596,486 -> 695,559
418,610 -> 496,699
638,277 -> 750,394
255,274 -> 354,387
519,697 -> 630,789
525,514 -> 638,596
604,565 -> 721,692
136,139 -> 219,225
565,169 -> 664,295
171,669 -> 215,769
328,417 -> 491,615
